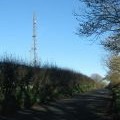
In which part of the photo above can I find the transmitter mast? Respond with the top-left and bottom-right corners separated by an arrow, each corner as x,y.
31,13 -> 38,67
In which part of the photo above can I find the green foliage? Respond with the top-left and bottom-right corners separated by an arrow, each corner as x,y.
111,86 -> 120,111
0,57 -> 101,112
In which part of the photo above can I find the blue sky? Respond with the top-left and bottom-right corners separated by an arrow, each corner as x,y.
0,0 -> 107,77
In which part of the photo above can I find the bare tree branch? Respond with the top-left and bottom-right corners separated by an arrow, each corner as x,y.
76,0 -> 120,36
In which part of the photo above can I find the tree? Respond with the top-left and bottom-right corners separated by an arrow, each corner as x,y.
107,55 -> 120,72
76,0 -> 120,83
102,33 -> 120,54
106,55 -> 120,84
76,0 -> 120,37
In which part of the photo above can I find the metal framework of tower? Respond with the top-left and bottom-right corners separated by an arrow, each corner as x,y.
31,13 -> 38,67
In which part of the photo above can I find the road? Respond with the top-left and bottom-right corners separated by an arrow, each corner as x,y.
0,89 -> 114,120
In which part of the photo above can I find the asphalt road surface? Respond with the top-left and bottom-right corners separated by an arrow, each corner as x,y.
0,89 -> 114,120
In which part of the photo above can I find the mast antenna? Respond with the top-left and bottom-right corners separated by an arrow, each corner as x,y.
31,13 -> 38,67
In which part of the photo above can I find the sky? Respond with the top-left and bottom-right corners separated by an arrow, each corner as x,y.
0,0 -> 107,77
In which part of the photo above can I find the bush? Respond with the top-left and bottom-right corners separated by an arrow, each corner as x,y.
0,57 -> 101,115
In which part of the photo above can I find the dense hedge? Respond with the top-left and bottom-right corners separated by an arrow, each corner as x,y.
0,58 -> 102,115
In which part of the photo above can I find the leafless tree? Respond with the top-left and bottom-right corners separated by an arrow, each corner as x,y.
76,0 -> 120,37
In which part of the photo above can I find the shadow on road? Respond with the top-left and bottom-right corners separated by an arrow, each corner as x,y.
0,89 -> 113,120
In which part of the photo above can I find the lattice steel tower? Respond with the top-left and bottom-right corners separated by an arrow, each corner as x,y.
31,13 -> 38,67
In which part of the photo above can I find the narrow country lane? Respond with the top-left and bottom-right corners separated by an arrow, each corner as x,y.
0,89 -> 114,120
